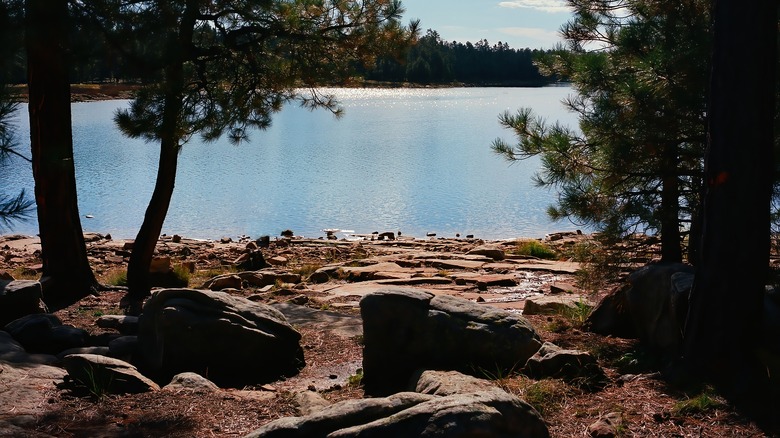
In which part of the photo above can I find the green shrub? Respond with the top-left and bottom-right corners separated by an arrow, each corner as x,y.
104,268 -> 128,287
513,240 -> 558,260
672,387 -> 725,416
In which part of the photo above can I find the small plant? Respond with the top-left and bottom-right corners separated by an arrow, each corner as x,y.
293,263 -> 323,279
500,376 -> 575,417
513,240 -> 558,260
103,268 -> 128,287
672,387 -> 725,416
79,364 -> 114,400
436,270 -> 451,277
561,300 -> 593,327
10,267 -> 39,281
612,348 -> 659,374
347,368 -> 364,387
171,264 -> 191,286
566,240 -> 628,294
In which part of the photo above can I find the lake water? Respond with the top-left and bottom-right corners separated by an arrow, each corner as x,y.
2,86 -> 582,241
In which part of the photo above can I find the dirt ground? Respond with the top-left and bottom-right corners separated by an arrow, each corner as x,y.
2,233 -> 779,437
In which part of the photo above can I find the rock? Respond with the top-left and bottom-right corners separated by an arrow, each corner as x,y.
163,372 -> 220,393
0,360 -> 67,418
523,342 -> 608,390
268,256 -> 288,266
96,315 -> 140,335
108,335 -> 138,361
57,346 -> 110,361
584,262 -> 693,359
62,354 -> 160,394
149,256 -> 172,274
412,370 -> 496,396
292,390 -> 332,416
239,270 -> 302,287
588,412 -> 623,438
522,294 -> 592,316
243,388 -> 549,438
238,250 -> 269,271
550,282 -> 580,294
474,274 -> 517,291
339,262 -> 406,282
202,274 -> 243,291
0,330 -> 58,364
377,232 -> 395,241
138,288 -> 304,387
360,287 -> 542,396
0,279 -> 46,327
309,267 -> 335,283
5,314 -> 88,355
466,244 -> 505,261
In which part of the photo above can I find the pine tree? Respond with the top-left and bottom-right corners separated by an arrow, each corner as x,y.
493,0 -> 711,263
77,0 -> 419,310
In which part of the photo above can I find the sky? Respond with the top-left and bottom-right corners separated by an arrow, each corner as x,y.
401,0 -> 573,50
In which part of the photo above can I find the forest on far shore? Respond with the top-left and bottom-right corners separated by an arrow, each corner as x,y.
5,28 -> 555,87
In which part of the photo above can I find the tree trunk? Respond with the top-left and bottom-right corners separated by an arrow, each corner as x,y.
124,73 -> 183,305
682,0 -> 776,406
25,0 -> 98,310
123,2 -> 195,309
660,142 -> 682,263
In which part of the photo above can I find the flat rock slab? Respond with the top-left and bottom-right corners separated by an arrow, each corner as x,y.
0,236 -> 41,253
0,360 -> 67,418
423,259 -> 486,270
511,260 -> 580,274
522,294 -> 593,315
272,303 -> 363,338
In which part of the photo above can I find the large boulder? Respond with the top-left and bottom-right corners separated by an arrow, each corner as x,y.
0,280 -> 46,327
4,313 -> 88,355
0,330 -> 58,364
523,342 -> 608,390
584,262 -> 693,359
243,370 -> 549,438
138,288 -> 304,387
360,287 -> 542,395
466,244 -> 506,261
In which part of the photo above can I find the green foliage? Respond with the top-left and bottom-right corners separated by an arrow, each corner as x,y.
494,0 -> 712,263
512,240 -> 558,260
103,268 -> 128,287
78,364 -> 114,400
0,5 -> 32,232
171,264 -> 190,286
347,368 -> 364,387
504,377 -> 574,417
562,299 -> 592,326
613,349 -> 659,375
293,263 -> 323,279
672,387 -> 725,416
365,29 -> 553,85
567,240 -> 627,294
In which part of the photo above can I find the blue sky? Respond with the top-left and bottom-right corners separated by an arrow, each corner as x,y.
401,0 -> 572,50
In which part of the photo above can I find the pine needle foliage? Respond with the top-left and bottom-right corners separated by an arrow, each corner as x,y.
493,0 -> 712,263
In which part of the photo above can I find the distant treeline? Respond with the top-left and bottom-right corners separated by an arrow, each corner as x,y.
361,29 -> 555,86
5,28 -> 554,87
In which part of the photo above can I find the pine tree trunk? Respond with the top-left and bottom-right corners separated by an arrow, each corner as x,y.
660,143 -> 682,263
682,0 -> 776,406
124,1 -> 196,308
26,0 -> 98,310
124,64 -> 184,304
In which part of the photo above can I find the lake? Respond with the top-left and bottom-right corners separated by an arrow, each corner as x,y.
2,86 -> 582,241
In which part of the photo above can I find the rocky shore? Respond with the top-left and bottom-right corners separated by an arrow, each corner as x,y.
0,231 -> 772,437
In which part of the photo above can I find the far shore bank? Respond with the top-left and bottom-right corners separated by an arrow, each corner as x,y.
9,80 -> 565,103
